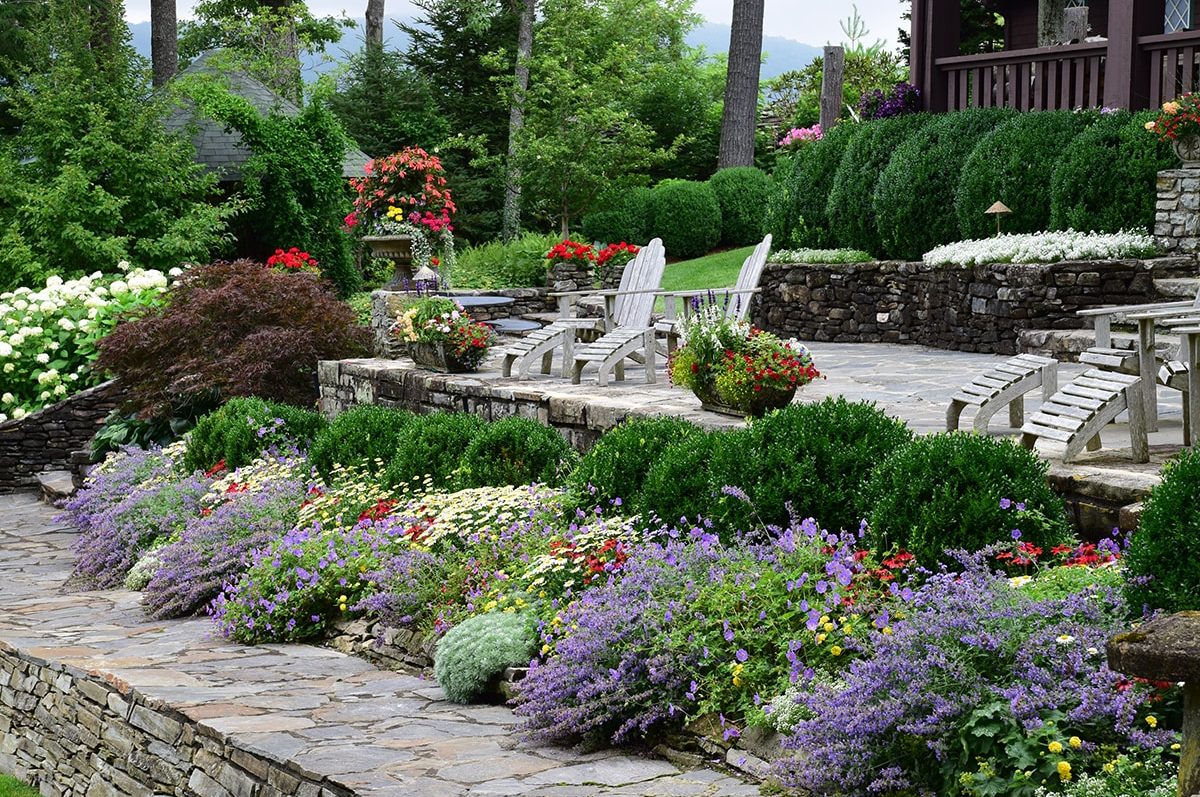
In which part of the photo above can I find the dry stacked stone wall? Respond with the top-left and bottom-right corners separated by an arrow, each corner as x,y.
0,643 -> 345,797
1156,168 -> 1200,256
0,381 -> 122,492
753,257 -> 1195,355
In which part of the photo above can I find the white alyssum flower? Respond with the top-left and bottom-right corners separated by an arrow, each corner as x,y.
923,230 -> 1158,266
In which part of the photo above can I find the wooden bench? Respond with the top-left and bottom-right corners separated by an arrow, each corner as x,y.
946,354 -> 1059,433
1019,369 -> 1148,463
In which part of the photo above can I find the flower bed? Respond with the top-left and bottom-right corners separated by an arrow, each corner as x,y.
923,230 -> 1159,267
62,405 -> 1186,797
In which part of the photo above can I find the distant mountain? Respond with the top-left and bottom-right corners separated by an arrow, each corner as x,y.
128,17 -> 821,81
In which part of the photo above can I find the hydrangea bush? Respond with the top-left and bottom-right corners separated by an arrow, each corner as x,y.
0,264 -> 171,422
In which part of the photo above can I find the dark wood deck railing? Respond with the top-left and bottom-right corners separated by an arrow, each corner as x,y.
1141,29 -> 1200,106
934,42 -> 1108,111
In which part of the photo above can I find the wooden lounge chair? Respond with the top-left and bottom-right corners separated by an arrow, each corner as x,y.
1020,369 -> 1148,464
501,238 -> 666,379
655,234 -> 772,354
947,354 -> 1059,433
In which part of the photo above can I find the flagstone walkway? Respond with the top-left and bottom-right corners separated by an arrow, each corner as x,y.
0,493 -> 761,797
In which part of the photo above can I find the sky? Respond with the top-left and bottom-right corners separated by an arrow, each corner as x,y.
122,0 -> 908,48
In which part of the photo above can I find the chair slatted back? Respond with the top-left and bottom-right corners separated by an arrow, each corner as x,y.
613,237 -> 666,329
725,234 -> 772,322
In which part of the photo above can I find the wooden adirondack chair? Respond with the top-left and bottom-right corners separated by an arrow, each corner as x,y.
501,238 -> 666,379
655,235 -> 772,354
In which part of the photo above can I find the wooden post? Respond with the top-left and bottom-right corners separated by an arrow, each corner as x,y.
1106,0 -> 1165,110
820,46 -> 845,132
909,0 -> 961,113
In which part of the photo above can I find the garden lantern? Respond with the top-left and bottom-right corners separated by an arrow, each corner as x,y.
985,201 -> 1012,237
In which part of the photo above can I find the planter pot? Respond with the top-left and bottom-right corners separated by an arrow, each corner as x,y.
407,341 -> 477,373
363,235 -> 415,288
1175,135 -> 1200,168
692,383 -> 798,418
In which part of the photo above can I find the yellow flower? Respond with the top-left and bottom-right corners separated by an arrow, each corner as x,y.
1165,101 -> 1182,114
882,626 -> 893,636
1068,736 -> 1082,749
1172,743 -> 1181,751
1048,741 -> 1064,754
1146,715 -> 1158,728
830,645 -> 843,657
1146,120 -> 1158,131
823,621 -> 835,633
1057,761 -> 1072,782
816,633 -> 827,644
731,662 -> 745,687
1102,760 -> 1116,774
540,644 -> 551,655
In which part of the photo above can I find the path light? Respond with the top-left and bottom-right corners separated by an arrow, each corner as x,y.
985,201 -> 1013,237
413,265 -> 438,283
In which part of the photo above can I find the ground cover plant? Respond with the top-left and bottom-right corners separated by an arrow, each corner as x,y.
65,400 -> 1185,796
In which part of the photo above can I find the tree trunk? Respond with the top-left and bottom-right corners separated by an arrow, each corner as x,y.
502,0 -> 536,241
150,0 -> 178,87
365,0 -> 385,51
717,0 -> 764,169
263,0 -> 303,104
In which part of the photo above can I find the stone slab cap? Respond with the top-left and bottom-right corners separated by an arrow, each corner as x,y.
1107,611 -> 1200,682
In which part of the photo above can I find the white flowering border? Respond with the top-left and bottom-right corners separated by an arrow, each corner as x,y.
769,248 -> 874,265
0,262 -> 175,423
923,230 -> 1158,266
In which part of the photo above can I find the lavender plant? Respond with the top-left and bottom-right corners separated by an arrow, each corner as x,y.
143,468 -> 307,619
778,551 -> 1178,796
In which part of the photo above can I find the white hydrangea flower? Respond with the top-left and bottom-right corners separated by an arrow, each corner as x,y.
117,259 -> 131,272
35,352 -> 49,364
58,318 -> 75,331
1,393 -> 12,404
45,275 -> 63,288
2,363 -> 12,373
11,407 -> 25,420
109,280 -> 129,296
0,342 -> 10,357
53,384 -> 66,396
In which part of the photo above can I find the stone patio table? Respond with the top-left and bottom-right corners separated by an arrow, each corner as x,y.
1108,611 -> 1200,796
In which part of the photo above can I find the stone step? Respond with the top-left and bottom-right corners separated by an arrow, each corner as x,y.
1019,329 -> 1181,362
36,470 -> 76,504
1153,277 -> 1200,299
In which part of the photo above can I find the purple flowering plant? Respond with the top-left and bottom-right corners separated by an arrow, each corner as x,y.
777,548 -> 1179,797
857,81 -> 921,120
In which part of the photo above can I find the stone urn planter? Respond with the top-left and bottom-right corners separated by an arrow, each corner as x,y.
692,382 -> 797,418
363,235 -> 415,288
1175,134 -> 1200,168
407,341 -> 476,373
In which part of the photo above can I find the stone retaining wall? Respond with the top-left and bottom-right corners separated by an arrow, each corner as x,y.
0,641 -> 346,797
0,381 -> 122,493
1155,168 -> 1200,256
753,257 -> 1195,355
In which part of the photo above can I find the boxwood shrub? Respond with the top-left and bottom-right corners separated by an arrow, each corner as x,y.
708,167 -> 771,246
865,432 -> 1071,566
308,404 -> 414,478
567,416 -> 701,510
639,429 -> 723,524
184,397 -> 327,473
956,110 -> 1093,240
580,187 -> 653,246
874,107 -> 1014,260
764,153 -> 803,248
648,179 -> 721,259
384,412 -> 485,490
709,399 -> 914,534
456,416 -> 578,488
1124,448 -> 1200,613
1049,110 -> 1174,234
826,113 -> 932,256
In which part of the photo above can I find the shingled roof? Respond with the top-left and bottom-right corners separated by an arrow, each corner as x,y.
164,50 -> 370,182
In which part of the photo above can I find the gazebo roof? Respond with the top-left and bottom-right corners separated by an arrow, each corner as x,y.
163,51 -> 369,182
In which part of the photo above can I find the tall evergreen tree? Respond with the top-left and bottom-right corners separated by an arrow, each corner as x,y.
0,0 -> 233,288
0,0 -> 47,137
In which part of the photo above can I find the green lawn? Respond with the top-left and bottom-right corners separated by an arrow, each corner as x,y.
0,775 -> 38,797
660,246 -> 754,294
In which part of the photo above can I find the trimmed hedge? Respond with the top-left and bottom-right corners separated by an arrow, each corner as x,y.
865,432 -> 1072,567
1049,110 -> 1175,234
648,179 -> 721,259
183,397 -> 327,473
567,416 -> 701,510
1124,448 -> 1200,613
456,416 -> 578,488
308,404 -> 414,478
874,107 -> 1014,261
787,123 -> 863,249
639,429 -> 723,525
826,113 -> 933,256
764,153 -> 802,248
708,167 -> 771,246
384,412 -> 485,490
956,110 -> 1093,240
580,187 -> 653,246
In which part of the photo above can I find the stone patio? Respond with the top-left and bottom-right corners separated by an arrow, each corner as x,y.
0,493 -> 760,797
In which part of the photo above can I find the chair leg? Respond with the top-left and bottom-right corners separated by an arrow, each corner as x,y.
561,333 -> 574,379
502,354 -> 516,378
644,330 -> 657,384
1126,384 -> 1150,464
1086,434 -> 1102,452
1138,319 -> 1158,432
946,400 -> 964,432
572,357 -> 586,385
1008,396 -> 1024,429
1186,390 -> 1193,447
541,350 -> 554,375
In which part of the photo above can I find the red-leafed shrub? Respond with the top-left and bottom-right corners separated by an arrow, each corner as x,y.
96,260 -> 371,415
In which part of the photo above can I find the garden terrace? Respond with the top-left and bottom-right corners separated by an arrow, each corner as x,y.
0,493 -> 759,797
318,342 -> 1182,536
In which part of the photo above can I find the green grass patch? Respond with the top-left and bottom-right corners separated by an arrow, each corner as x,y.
0,774 -> 39,797
661,246 -> 754,294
